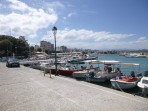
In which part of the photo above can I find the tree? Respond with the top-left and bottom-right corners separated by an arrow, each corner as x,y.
0,39 -> 12,56
30,46 -> 34,52
0,35 -> 29,57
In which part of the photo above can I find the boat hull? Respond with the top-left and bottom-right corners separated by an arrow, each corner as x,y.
137,84 -> 148,95
111,79 -> 137,89
73,70 -> 88,78
137,77 -> 148,95
85,74 -> 107,82
59,70 -> 80,76
85,71 -> 120,83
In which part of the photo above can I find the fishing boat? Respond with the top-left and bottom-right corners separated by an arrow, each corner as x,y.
72,70 -> 88,79
30,62 -> 41,69
85,72 -> 107,82
58,61 -> 84,76
110,63 -> 141,90
137,71 -> 148,95
60,60 -> 87,76
59,66 -> 81,76
85,60 -> 122,82
110,76 -> 141,90
72,60 -> 99,79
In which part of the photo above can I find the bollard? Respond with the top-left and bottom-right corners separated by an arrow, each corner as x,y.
44,68 -> 45,76
50,69 -> 51,78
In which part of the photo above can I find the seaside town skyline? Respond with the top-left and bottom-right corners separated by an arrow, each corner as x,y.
0,0 -> 148,50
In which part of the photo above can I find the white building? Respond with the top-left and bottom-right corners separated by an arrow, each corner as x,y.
34,45 -> 40,51
40,41 -> 54,52
56,46 -> 68,52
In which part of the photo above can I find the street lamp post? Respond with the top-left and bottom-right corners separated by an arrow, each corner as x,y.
52,26 -> 58,76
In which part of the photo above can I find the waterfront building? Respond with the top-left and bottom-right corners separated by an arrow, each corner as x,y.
40,41 -> 54,52
34,45 -> 40,52
56,46 -> 68,52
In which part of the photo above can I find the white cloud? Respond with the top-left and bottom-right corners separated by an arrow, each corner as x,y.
135,37 -> 148,43
125,37 -> 148,49
41,28 -> 137,49
63,12 -> 76,20
0,0 -> 58,38
57,29 -> 132,42
67,12 -> 75,17
46,1 -> 65,9
8,0 -> 36,13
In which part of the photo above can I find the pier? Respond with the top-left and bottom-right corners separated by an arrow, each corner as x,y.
0,62 -> 148,111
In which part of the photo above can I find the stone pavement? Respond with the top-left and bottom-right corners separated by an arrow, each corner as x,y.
0,62 -> 148,111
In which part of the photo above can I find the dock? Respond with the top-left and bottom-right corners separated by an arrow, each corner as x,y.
0,62 -> 148,111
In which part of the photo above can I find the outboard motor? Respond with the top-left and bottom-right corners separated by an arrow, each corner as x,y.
89,71 -> 95,78
130,71 -> 135,77
144,71 -> 148,77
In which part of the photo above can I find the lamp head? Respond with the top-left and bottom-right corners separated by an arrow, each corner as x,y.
52,26 -> 57,34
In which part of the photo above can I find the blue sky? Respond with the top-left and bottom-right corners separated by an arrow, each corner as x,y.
0,0 -> 148,50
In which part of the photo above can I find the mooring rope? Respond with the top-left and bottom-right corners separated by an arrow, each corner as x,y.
114,79 -> 124,92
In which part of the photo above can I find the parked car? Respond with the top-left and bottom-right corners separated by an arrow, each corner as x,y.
6,58 -> 20,67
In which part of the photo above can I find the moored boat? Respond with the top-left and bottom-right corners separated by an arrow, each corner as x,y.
110,63 -> 141,90
110,76 -> 141,90
137,71 -> 148,95
72,70 -> 88,79
85,60 -> 122,83
59,65 -> 81,76
59,69 -> 80,76
85,72 -> 108,82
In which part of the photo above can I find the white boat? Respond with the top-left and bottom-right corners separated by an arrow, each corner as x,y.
137,71 -> 148,95
134,54 -> 147,58
125,53 -> 147,58
40,62 -> 51,69
30,62 -> 41,69
110,76 -> 140,90
85,74 -> 107,82
72,60 -> 99,79
110,63 -> 141,90
72,70 -> 88,78
125,53 -> 137,58
85,60 -> 122,83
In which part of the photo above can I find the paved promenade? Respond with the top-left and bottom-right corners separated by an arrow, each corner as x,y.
0,62 -> 148,111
